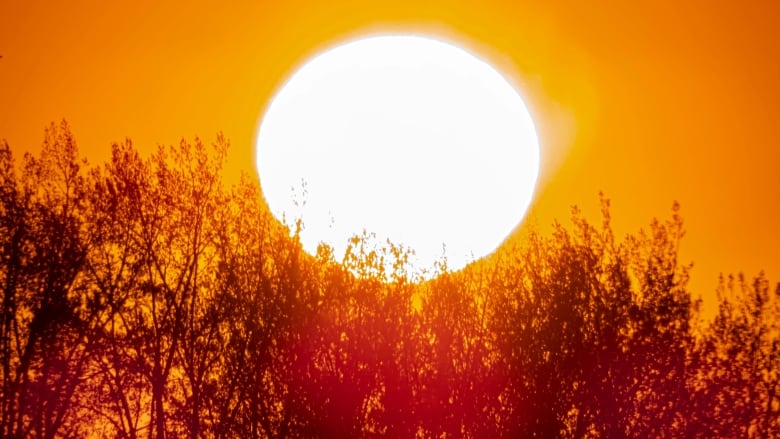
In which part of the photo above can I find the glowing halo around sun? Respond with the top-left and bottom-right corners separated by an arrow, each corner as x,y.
256,34 -> 540,276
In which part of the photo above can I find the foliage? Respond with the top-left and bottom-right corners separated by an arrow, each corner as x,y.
0,121 -> 777,437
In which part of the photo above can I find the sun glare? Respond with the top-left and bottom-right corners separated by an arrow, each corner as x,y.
256,34 -> 539,275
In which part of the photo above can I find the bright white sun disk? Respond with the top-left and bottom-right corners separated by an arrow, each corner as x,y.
256,35 -> 539,275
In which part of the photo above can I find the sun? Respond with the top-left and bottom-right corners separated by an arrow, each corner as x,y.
256,34 -> 539,275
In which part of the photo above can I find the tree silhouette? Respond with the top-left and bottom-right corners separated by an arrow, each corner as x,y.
1,121 -> 778,437
687,273 -> 780,437
0,121 -> 98,438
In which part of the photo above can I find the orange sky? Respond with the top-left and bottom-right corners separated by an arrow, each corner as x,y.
2,0 -> 778,312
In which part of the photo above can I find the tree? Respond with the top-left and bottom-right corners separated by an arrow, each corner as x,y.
79,134 -> 229,439
688,273 -> 780,437
0,121 -> 99,438
488,197 -> 696,437
208,177 -> 317,438
79,139 -> 154,439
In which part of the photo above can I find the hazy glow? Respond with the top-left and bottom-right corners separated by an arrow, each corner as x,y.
257,35 -> 539,274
